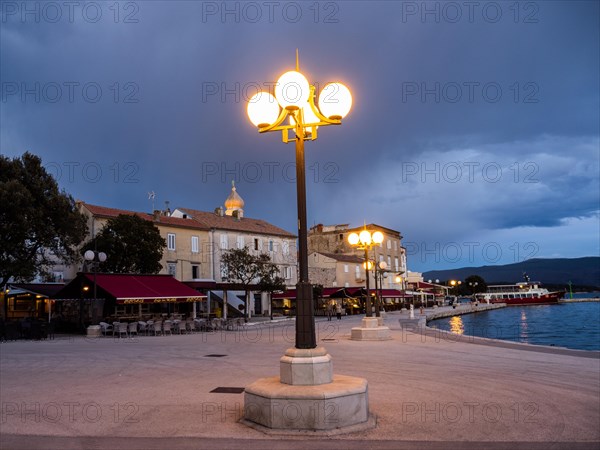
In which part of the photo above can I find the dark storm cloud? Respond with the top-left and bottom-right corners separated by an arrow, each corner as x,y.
1,0 -> 598,270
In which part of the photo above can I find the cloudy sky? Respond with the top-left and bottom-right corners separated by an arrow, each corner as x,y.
2,1 -> 598,272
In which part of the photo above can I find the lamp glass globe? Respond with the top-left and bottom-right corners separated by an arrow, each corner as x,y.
247,92 -> 280,127
348,233 -> 360,245
359,230 -> 371,245
84,250 -> 95,261
372,231 -> 384,244
275,71 -> 310,110
318,82 -> 352,119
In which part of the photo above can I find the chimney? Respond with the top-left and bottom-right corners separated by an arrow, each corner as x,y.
153,210 -> 161,221
214,207 -> 224,217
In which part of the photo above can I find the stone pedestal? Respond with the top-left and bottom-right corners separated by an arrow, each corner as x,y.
244,346 -> 370,431
376,311 -> 387,326
350,317 -> 392,341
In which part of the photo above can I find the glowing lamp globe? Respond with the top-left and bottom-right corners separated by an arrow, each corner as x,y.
247,92 -> 280,127
372,231 -> 384,244
318,82 -> 352,119
275,71 -> 310,111
98,252 -> 107,262
359,230 -> 372,245
348,233 -> 360,246
84,250 -> 95,261
363,261 -> 373,270
379,261 -> 388,270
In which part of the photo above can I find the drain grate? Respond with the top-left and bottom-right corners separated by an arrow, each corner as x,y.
204,354 -> 227,357
321,338 -> 337,341
210,387 -> 245,394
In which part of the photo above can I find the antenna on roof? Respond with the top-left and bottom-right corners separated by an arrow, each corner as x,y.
148,191 -> 156,212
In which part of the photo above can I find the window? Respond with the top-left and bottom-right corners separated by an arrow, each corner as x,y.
388,256 -> 392,268
237,235 -> 244,249
394,241 -> 398,251
192,265 -> 199,279
394,257 -> 399,271
339,233 -> 343,241
282,241 -> 290,255
191,236 -> 199,253
268,240 -> 274,252
332,281 -> 338,287
220,262 -> 228,279
387,239 -> 391,249
355,265 -> 360,277
167,233 -> 176,250
344,282 -> 349,287
344,264 -> 349,273
220,234 -> 228,250
254,238 -> 259,250
284,266 -> 292,280
167,262 -> 176,277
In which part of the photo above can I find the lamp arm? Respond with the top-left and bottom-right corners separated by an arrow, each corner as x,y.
258,107 -> 290,133
307,85 -> 341,125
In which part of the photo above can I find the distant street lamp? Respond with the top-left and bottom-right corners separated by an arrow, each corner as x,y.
374,260 -> 388,314
84,250 -> 107,327
246,51 -> 352,349
347,228 -> 384,317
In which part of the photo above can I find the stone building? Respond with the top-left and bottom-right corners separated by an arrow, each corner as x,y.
308,223 -> 407,290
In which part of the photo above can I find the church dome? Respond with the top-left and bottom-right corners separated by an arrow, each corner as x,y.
225,181 -> 244,216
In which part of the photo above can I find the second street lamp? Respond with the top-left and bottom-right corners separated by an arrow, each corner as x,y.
348,228 -> 383,318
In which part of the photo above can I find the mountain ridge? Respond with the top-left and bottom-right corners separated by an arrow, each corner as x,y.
422,257 -> 600,288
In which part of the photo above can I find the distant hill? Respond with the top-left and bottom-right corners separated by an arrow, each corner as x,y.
423,257 -> 600,288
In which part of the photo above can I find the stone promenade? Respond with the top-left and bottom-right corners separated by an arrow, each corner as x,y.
1,310 -> 598,449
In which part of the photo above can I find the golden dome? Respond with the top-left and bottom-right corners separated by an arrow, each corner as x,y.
225,181 -> 244,216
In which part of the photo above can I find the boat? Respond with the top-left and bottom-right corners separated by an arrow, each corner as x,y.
475,273 -> 565,306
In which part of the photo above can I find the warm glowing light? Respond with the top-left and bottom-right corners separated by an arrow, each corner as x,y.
372,231 -> 384,244
395,276 -> 402,283
348,233 -> 359,245
378,261 -> 387,270
318,82 -> 352,119
450,280 -> 457,286
275,71 -> 310,110
247,92 -> 280,127
83,286 -> 90,291
363,261 -> 373,270
359,230 -> 372,245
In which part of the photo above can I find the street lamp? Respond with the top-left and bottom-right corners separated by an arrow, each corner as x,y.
84,250 -> 107,327
244,53 -> 369,433
246,51 -> 352,349
374,261 -> 388,315
347,228 -> 384,317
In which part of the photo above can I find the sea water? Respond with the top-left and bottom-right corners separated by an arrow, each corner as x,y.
428,302 -> 600,351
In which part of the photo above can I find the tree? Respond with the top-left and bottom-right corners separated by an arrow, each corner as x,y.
0,152 -> 87,291
464,275 -> 487,295
221,247 -> 285,319
83,214 -> 165,274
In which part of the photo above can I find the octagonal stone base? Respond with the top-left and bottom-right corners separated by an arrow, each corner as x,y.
350,317 -> 392,341
244,375 -> 368,430
280,347 -> 332,386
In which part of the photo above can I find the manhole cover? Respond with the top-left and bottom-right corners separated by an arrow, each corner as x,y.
204,354 -> 227,357
210,387 -> 245,394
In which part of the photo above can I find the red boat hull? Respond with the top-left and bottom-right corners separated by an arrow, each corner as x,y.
488,291 -> 565,306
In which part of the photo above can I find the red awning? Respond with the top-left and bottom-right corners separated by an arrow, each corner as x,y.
272,287 -> 363,300
379,289 -> 412,298
80,273 -> 206,304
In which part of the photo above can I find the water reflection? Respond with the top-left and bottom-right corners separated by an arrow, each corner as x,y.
520,310 -> 529,342
449,316 -> 464,335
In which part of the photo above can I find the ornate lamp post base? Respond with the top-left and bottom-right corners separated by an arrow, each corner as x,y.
244,347 -> 370,431
350,317 -> 392,341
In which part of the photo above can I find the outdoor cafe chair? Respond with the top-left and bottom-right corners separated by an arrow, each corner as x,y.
172,320 -> 184,335
152,321 -> 162,336
128,322 -> 138,337
138,321 -> 148,336
99,322 -> 113,336
185,320 -> 195,333
163,320 -> 172,336
115,322 -> 128,338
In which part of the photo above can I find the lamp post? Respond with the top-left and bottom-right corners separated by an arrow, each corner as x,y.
84,250 -> 106,327
374,260 -> 388,314
246,50 -> 352,349
347,228 -> 384,317
244,52 -> 369,432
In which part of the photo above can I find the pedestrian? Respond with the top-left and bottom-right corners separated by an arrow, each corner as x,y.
326,301 -> 333,321
335,302 -> 343,320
